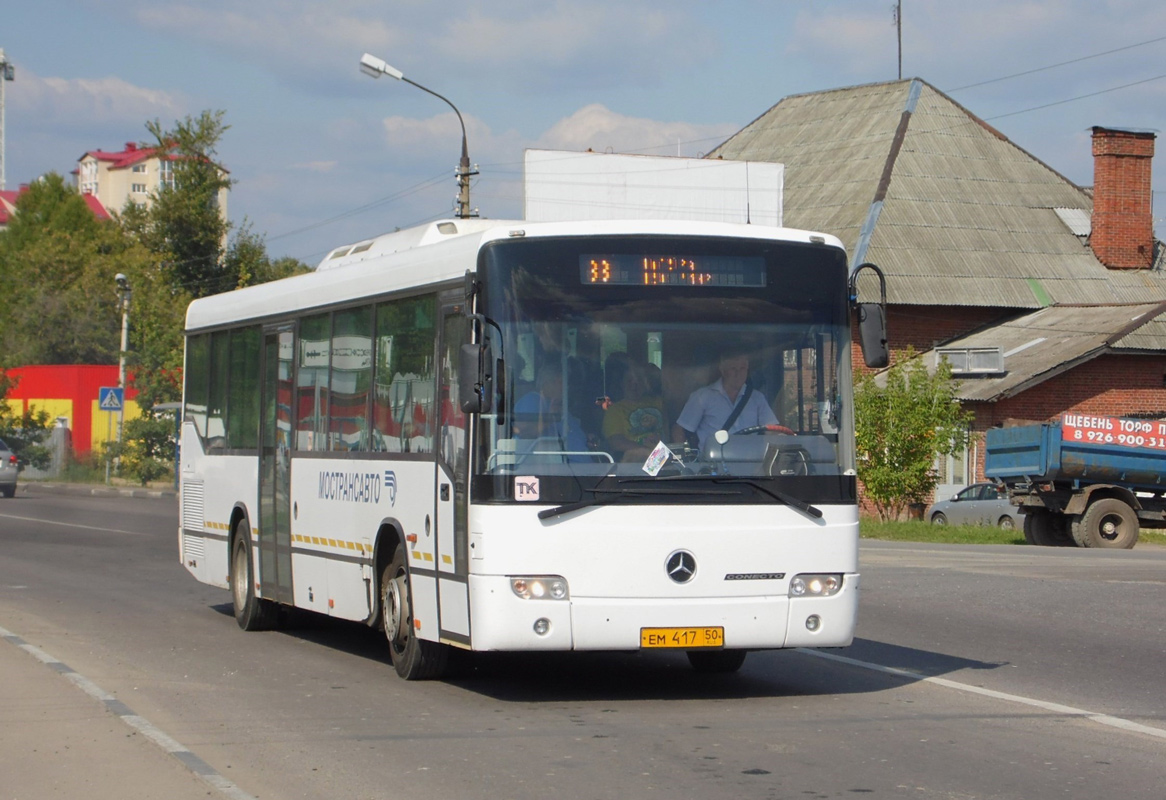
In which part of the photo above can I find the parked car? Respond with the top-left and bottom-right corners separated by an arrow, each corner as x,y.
926,482 -> 1018,529
0,437 -> 17,498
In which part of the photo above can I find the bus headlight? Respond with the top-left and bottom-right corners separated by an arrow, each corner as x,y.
790,574 -> 842,597
510,576 -> 569,600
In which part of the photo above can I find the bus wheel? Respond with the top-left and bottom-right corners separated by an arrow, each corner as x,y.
1023,511 -> 1073,547
231,522 -> 278,631
686,649 -> 747,674
1071,499 -> 1139,549
381,544 -> 448,680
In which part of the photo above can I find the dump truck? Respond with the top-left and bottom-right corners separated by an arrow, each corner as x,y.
984,414 -> 1166,548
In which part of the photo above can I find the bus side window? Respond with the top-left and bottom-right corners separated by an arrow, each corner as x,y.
328,306 -> 373,452
297,313 -> 331,452
373,295 -> 437,454
206,330 -> 230,452
184,333 -> 209,443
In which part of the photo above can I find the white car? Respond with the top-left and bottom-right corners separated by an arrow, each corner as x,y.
0,437 -> 17,498
926,482 -> 1019,529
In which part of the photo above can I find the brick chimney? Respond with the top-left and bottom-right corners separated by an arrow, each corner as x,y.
1090,126 -> 1155,269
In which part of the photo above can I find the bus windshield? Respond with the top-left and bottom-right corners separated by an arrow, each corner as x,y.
472,235 -> 856,506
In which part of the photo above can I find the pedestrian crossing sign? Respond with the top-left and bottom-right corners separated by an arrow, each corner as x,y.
99,386 -> 124,412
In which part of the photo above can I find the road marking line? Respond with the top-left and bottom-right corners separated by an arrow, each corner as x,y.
0,512 -> 146,536
799,647 -> 1166,741
0,624 -> 257,800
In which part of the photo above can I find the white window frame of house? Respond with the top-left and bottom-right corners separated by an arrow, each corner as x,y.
158,159 -> 174,190
131,183 -> 148,194
132,164 -> 147,173
933,427 -> 973,503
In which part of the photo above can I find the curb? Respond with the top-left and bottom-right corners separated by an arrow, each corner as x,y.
18,482 -> 177,499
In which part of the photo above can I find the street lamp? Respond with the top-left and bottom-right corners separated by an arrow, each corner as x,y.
359,53 -> 478,219
115,273 -> 131,445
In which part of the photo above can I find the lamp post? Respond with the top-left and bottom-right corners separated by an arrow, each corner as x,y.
115,273 -> 131,446
359,53 -> 478,219
0,48 -> 15,191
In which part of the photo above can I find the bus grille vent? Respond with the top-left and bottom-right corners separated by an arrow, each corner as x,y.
182,480 -> 205,531
184,533 -> 205,560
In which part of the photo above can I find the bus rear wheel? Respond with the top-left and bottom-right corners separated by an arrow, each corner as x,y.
381,544 -> 448,680
686,649 -> 747,674
231,523 -> 278,631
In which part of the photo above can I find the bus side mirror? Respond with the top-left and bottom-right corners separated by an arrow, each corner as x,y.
458,342 -> 494,413
857,303 -> 888,368
850,262 -> 889,369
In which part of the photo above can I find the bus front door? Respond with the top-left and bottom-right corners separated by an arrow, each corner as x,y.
258,328 -> 294,604
435,301 -> 470,645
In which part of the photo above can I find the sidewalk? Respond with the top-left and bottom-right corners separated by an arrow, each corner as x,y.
18,480 -> 177,499
0,633 -> 225,800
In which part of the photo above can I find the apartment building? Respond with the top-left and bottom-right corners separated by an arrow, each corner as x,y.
74,141 -> 228,219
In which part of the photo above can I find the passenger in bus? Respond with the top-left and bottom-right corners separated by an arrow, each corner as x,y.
602,361 -> 666,461
672,349 -> 778,449
514,370 -> 588,453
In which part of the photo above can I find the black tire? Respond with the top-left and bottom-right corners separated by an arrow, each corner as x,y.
931,512 -> 947,525
1023,511 -> 1073,547
382,544 -> 448,680
0,484 -> 14,498
997,515 -> 1016,530
686,649 -> 748,674
1071,498 -> 1139,549
231,522 -> 279,631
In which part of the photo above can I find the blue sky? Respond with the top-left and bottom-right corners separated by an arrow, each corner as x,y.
4,1 -> 1165,265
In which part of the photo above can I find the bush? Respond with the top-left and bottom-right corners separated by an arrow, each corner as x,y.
101,413 -> 175,486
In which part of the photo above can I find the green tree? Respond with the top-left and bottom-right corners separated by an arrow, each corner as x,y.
140,110 -> 235,298
0,371 -> 53,470
854,348 -> 973,521
0,174 -> 149,367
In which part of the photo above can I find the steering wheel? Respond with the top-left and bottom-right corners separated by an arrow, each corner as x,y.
735,424 -> 796,436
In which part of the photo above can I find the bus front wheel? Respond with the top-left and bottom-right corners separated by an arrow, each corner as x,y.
231,523 -> 278,631
382,544 -> 448,680
686,649 -> 747,674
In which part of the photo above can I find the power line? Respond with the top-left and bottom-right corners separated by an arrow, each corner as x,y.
947,34 -> 1166,92
983,74 -> 1166,121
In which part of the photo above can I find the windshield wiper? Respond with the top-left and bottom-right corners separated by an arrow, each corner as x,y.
617,475 -> 823,520
709,477 -> 823,519
538,486 -> 737,520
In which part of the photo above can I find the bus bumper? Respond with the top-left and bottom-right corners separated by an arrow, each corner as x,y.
467,574 -> 859,652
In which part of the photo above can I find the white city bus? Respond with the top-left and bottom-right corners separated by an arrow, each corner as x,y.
178,218 -> 887,679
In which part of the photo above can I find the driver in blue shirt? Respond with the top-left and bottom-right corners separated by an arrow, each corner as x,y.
672,350 -> 778,449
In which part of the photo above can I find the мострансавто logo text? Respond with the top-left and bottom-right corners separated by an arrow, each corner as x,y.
318,470 -> 397,505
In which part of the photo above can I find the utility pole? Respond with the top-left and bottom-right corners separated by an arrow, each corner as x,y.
0,48 -> 15,191
115,274 -> 131,447
895,1 -> 903,80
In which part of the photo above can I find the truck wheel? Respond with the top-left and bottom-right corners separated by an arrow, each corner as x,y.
1023,511 -> 1073,547
382,544 -> 448,680
1071,499 -> 1139,549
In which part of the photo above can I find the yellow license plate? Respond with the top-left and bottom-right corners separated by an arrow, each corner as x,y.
640,626 -> 724,649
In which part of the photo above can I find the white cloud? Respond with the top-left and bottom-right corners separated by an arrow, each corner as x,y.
289,160 -> 338,173
124,0 -> 715,93
535,104 -> 739,157
12,71 -> 184,129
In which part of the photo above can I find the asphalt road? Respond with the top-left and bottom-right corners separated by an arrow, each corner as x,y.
1,490 -> 1164,799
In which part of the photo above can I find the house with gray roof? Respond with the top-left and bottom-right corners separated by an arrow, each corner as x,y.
710,78 -> 1164,496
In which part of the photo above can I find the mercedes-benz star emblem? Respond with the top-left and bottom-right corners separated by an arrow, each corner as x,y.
666,550 -> 697,583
